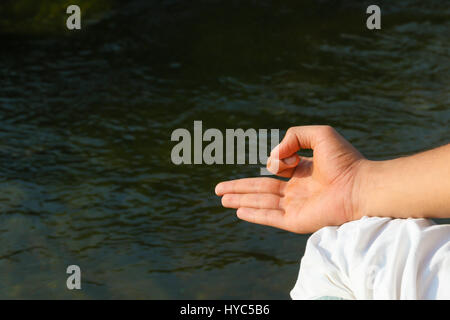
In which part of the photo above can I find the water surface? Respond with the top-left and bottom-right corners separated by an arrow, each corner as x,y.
0,0 -> 449,299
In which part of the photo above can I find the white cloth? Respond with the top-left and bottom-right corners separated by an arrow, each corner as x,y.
290,216 -> 450,300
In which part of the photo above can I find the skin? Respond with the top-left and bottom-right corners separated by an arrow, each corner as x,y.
215,125 -> 450,234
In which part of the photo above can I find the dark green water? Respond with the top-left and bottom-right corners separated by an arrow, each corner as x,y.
0,0 -> 449,299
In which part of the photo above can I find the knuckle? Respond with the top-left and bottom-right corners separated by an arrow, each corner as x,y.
320,125 -> 336,137
286,127 -> 297,136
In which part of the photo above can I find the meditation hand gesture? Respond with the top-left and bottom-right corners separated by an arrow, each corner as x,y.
215,126 -> 365,233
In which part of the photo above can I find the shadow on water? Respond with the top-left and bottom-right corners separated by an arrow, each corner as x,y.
0,0 -> 448,298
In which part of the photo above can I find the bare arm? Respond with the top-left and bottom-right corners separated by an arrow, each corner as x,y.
355,144 -> 450,220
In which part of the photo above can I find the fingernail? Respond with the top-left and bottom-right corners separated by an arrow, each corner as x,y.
283,155 -> 297,165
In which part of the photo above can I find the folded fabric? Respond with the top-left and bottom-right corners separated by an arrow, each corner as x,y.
290,216 -> 450,300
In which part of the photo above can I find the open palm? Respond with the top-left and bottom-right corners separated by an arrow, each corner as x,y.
215,126 -> 366,233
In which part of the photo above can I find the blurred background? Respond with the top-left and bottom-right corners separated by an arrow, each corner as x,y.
0,0 -> 448,299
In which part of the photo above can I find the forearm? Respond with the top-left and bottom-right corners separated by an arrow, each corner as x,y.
355,144 -> 450,220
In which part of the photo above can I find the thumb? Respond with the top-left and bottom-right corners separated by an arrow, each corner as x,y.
267,154 -> 300,175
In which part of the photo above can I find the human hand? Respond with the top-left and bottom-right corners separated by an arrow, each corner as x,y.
215,125 -> 366,233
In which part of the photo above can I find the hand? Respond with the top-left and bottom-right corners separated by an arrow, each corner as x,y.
215,125 -> 366,233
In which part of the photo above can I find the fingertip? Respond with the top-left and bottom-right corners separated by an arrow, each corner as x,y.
215,183 -> 223,196
221,194 -> 227,206
236,207 -> 246,219
266,158 -> 280,175
266,158 -> 273,173
221,194 -> 234,207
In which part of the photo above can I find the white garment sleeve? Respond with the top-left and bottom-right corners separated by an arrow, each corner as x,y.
290,216 -> 450,300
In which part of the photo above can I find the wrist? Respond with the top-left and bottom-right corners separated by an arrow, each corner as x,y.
352,158 -> 400,221
351,159 -> 379,221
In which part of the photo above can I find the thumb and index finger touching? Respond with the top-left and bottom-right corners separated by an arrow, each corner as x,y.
267,126 -> 326,176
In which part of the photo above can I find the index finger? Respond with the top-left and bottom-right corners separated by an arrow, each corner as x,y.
271,125 -> 332,160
